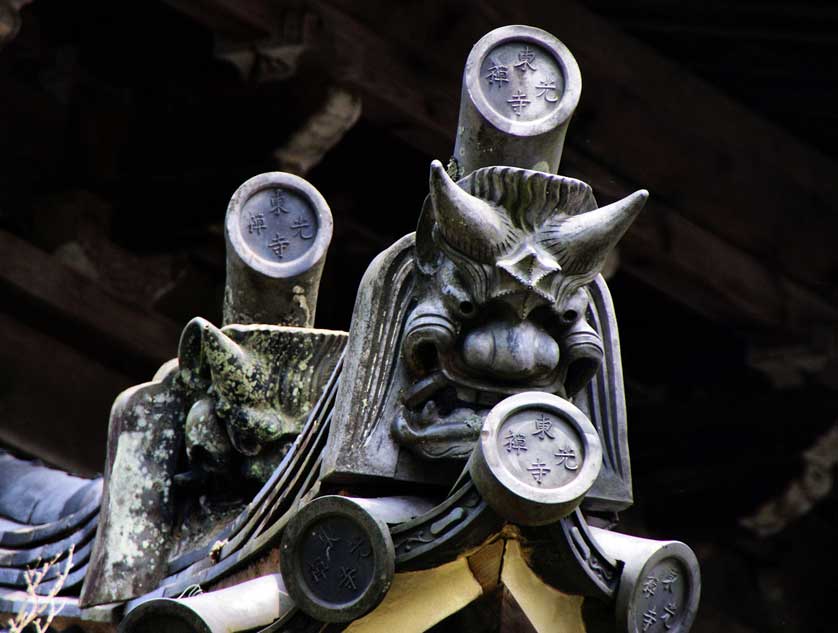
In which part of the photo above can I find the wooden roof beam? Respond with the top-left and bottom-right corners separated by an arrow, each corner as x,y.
0,230 -> 182,377
165,0 -> 838,373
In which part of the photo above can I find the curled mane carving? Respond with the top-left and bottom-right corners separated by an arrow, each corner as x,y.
462,166 -> 597,231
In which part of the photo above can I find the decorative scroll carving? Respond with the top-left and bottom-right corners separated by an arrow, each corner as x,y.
391,482 -> 501,571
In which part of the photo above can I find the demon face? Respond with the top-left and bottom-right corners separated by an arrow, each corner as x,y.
393,161 -> 647,459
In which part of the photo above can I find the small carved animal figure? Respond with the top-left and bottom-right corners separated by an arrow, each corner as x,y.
179,317 -> 346,482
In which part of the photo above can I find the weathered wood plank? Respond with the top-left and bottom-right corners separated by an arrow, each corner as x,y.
0,230 -> 181,374
308,0 -> 838,338
315,0 -> 838,285
163,0 -> 838,342
0,312 -> 133,475
563,151 -> 838,335
163,0 -> 272,40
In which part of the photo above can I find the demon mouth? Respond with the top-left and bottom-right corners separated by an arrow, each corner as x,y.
393,370 -> 511,459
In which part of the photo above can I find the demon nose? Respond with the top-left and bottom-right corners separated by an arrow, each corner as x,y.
462,319 -> 560,380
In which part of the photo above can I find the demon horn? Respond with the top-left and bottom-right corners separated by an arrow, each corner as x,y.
545,189 -> 648,276
428,160 -> 509,262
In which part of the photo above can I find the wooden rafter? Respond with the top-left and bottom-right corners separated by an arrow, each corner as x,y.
0,230 -> 181,376
166,0 -> 838,349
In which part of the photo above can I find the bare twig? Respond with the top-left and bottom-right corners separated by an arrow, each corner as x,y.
6,544 -> 74,633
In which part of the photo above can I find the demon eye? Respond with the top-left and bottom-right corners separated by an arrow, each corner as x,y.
561,309 -> 578,324
557,287 -> 590,327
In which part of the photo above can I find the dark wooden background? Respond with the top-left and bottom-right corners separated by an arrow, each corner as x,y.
0,1 -> 836,630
